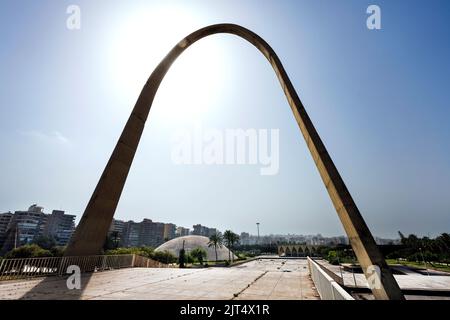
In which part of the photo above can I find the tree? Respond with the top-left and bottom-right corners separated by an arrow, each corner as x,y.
105,246 -> 154,258
190,247 -> 207,265
50,246 -> 65,257
31,235 -> 57,250
179,248 -> 186,268
103,232 -> 121,251
5,244 -> 52,258
398,231 -> 406,243
223,230 -> 233,262
208,232 -> 223,262
185,252 -> 194,264
224,230 -> 240,263
327,250 -> 339,265
230,232 -> 240,262
436,233 -> 450,262
406,234 -> 420,249
152,250 -> 176,264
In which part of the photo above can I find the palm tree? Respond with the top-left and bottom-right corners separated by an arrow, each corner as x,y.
223,230 -> 240,263
223,230 -> 233,262
208,232 -> 223,262
230,232 -> 240,262
190,247 -> 207,265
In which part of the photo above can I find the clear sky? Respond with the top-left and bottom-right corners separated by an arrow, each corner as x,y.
0,0 -> 449,238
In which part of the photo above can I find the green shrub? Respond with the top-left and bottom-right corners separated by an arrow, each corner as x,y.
105,246 -> 154,258
106,246 -> 176,264
327,250 -> 340,265
31,235 -> 57,250
152,250 -> 177,264
185,253 -> 194,264
50,246 -> 65,257
407,251 -> 439,263
5,244 -> 52,258
190,247 -> 207,265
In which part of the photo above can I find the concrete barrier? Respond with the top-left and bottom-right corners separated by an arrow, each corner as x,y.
307,257 -> 354,300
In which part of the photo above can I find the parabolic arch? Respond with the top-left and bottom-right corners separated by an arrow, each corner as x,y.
64,23 -> 403,300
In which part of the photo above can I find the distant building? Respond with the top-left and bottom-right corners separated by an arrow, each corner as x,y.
163,223 -> 176,241
122,221 -> 141,247
107,219 -> 126,247
5,205 -> 48,249
139,219 -> 165,247
176,226 -> 190,237
192,224 -> 218,237
43,210 -> 76,246
0,212 -> 14,248
234,233 -> 399,247
208,228 -> 218,237
0,205 -> 76,254
240,232 -> 250,245
120,219 -> 168,248
375,237 -> 400,245
0,212 -> 13,236
108,219 -> 124,238
109,219 -> 126,235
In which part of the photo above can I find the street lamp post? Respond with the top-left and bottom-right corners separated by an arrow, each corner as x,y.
256,222 -> 260,245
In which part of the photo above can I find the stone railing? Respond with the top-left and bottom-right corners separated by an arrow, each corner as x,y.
307,257 -> 354,300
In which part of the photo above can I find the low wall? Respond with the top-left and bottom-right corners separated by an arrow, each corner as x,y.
307,257 -> 354,300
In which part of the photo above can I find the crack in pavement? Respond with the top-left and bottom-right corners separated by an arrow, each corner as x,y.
231,270 -> 268,300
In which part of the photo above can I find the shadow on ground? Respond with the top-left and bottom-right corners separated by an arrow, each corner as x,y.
19,273 -> 93,300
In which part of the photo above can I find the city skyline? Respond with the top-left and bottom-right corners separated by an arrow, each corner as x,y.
1,203 -> 409,241
1,1 -> 449,239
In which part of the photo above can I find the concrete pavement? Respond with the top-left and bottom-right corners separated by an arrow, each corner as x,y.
0,258 -> 319,300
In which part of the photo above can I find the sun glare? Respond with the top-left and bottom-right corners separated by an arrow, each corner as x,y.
108,5 -> 228,121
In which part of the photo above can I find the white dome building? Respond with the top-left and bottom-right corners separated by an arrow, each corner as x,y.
155,235 -> 237,261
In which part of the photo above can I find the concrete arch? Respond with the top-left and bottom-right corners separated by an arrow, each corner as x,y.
291,247 -> 298,257
64,23 -> 402,300
277,244 -> 320,257
285,247 -> 292,257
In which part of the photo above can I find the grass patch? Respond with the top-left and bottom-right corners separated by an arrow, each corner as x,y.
386,259 -> 450,273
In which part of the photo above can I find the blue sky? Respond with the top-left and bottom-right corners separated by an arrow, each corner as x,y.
0,0 -> 449,238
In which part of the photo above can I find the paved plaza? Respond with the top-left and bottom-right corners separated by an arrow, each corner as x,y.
0,258 -> 319,300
